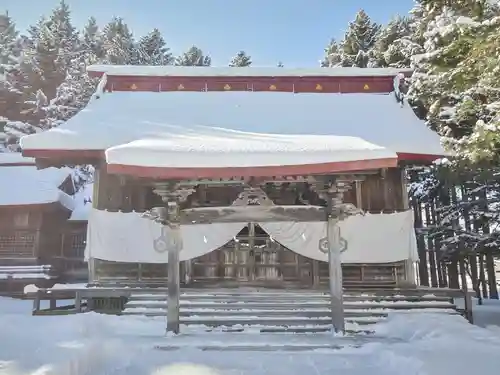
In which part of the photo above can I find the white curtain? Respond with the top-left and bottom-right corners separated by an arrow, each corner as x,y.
85,208 -> 418,264
85,208 -> 246,263
259,210 -> 418,263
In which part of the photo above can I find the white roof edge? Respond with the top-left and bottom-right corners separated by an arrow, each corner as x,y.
86,65 -> 413,77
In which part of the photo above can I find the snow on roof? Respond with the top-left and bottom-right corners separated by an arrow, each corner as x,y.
0,164 -> 74,209
21,91 -> 444,158
87,65 -> 413,77
0,152 -> 35,165
69,183 -> 93,221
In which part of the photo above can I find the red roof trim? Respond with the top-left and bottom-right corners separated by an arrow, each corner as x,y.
22,149 -> 104,159
100,75 -> 397,94
0,162 -> 36,167
105,158 -> 398,179
397,152 -> 446,163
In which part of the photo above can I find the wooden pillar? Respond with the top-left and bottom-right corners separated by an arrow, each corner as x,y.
400,168 -> 416,286
248,222 -> 255,281
88,167 -> 102,284
158,202 -> 182,335
327,183 -> 346,333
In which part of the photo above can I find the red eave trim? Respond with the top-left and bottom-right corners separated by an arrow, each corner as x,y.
21,149 -> 446,171
106,158 -> 398,179
0,162 -> 36,167
22,149 -> 105,159
397,152 -> 446,163
92,75 -> 398,94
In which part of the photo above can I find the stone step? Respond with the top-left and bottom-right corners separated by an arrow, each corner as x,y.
124,300 -> 455,310
127,293 -> 452,303
200,325 -> 373,334
181,316 -> 384,326
121,307 -> 389,318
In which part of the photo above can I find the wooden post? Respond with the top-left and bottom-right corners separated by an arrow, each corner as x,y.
400,168 -> 416,286
167,242 -> 180,333
88,167 -> 102,284
156,202 -> 182,335
327,215 -> 344,333
326,184 -> 345,333
248,222 -> 255,281
75,291 -> 82,312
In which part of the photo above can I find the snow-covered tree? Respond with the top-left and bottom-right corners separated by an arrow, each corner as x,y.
229,50 -> 252,67
175,45 -> 211,66
320,39 -> 343,67
341,10 -> 381,67
81,17 -> 104,61
0,12 -> 23,122
102,17 -> 136,65
136,28 -> 173,65
408,0 -> 500,161
371,16 -> 423,68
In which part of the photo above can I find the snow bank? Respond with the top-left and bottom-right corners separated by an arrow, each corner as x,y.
1,296 -> 500,375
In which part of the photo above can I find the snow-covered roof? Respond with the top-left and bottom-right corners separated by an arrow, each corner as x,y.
0,163 -> 74,209
0,152 -> 35,165
87,65 -> 413,77
69,183 -> 93,221
20,90 -> 445,177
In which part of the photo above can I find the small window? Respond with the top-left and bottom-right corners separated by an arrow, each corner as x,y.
14,212 -> 29,227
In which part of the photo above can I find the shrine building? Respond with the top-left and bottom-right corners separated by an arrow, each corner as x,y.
20,65 -> 445,289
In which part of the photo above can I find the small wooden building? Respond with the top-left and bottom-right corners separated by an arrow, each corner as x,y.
20,66 -> 447,290
0,153 -> 76,292
58,183 -> 92,282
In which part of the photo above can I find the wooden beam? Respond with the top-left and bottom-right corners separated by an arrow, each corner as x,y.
178,205 -> 327,224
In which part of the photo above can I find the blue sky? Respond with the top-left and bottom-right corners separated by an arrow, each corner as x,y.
3,0 -> 416,66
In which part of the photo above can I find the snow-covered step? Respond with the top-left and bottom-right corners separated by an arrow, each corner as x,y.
124,300 -> 455,310
122,307 -> 388,318
127,294 -> 453,303
120,289 -> 460,332
180,315 -> 385,327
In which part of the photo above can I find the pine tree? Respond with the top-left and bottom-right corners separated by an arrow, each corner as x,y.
81,17 -> 104,61
408,0 -> 500,161
340,10 -> 381,67
229,50 -> 252,67
175,46 -> 211,66
320,39 -> 342,67
102,17 -> 136,65
371,16 -> 423,68
136,28 -> 173,65
0,12 -> 23,122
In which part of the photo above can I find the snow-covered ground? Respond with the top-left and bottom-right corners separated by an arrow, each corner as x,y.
1,297 -> 500,375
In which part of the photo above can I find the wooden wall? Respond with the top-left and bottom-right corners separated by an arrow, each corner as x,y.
0,207 -> 42,263
0,204 -> 71,268
87,167 -> 409,287
93,167 -> 406,213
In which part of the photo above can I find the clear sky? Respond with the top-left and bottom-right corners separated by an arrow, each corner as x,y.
2,0 -> 416,67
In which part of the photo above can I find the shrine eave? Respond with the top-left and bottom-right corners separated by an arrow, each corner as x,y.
104,158 -> 398,179
21,149 -> 445,178
87,66 -> 413,94
96,75 -> 400,94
